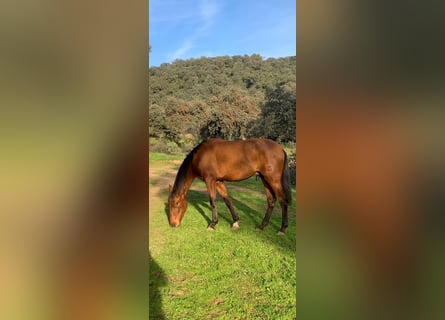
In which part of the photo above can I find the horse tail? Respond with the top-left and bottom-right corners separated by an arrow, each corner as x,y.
281,150 -> 292,205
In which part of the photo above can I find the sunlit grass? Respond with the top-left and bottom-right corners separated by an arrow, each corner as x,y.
149,152 -> 183,163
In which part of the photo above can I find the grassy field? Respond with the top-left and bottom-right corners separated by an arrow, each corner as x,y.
149,152 -> 296,319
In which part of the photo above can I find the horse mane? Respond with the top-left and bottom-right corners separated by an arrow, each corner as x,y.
171,141 -> 205,195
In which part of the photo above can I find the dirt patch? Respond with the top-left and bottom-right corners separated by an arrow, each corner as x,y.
149,164 -> 177,207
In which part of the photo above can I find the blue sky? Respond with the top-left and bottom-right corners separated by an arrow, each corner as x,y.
149,0 -> 296,67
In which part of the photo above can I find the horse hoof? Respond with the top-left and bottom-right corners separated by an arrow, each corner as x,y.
231,222 -> 239,230
207,226 -> 215,231
277,231 -> 285,236
255,227 -> 263,232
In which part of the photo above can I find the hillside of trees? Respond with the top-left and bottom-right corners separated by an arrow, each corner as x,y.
149,54 -> 296,154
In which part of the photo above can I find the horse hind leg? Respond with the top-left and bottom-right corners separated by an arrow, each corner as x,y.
276,186 -> 289,235
256,177 -> 276,231
216,181 -> 240,230
259,176 -> 288,235
277,197 -> 289,235
267,179 -> 289,235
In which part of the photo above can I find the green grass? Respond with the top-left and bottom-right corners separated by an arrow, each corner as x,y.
149,155 -> 296,319
149,152 -> 184,163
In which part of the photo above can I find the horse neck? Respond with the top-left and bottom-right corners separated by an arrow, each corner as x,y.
173,166 -> 195,198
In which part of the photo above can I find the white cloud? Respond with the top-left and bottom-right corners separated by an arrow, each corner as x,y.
170,0 -> 221,60
169,39 -> 194,61
199,0 -> 219,26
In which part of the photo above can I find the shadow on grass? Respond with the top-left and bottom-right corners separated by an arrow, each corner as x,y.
188,195 -> 211,225
188,190 -> 234,226
163,201 -> 169,224
186,189 -> 296,254
149,251 -> 167,319
186,189 -> 269,229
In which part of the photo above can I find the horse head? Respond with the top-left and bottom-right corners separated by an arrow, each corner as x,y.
168,184 -> 187,227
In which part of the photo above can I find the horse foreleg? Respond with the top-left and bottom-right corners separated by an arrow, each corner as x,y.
256,179 -> 276,231
216,181 -> 239,230
205,179 -> 218,230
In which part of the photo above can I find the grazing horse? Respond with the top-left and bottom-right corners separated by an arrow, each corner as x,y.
168,138 -> 292,234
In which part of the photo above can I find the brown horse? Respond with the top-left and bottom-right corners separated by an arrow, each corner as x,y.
168,138 -> 292,234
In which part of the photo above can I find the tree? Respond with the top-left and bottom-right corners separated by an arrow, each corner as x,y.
148,103 -> 166,138
252,84 -> 296,142
200,87 -> 260,140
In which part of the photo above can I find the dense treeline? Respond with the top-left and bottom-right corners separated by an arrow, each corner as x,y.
149,54 -> 295,153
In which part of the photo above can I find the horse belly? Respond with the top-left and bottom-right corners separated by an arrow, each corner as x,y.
212,158 -> 256,181
208,155 -> 251,180
221,167 -> 256,181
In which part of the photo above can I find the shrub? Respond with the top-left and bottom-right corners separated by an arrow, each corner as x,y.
288,151 -> 296,186
149,138 -> 182,155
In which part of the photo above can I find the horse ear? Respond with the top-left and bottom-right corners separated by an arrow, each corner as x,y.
168,184 -> 172,193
